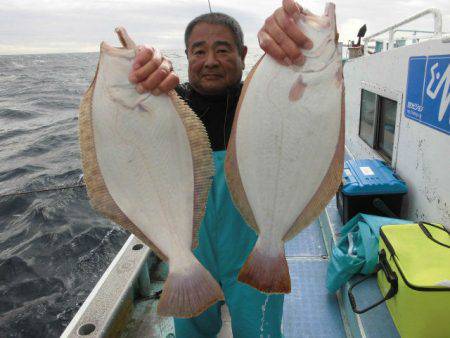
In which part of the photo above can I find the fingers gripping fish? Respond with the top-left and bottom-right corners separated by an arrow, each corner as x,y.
226,3 -> 344,294
79,28 -> 223,317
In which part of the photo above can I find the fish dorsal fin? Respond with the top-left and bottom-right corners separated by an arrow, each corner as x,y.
168,91 -> 214,249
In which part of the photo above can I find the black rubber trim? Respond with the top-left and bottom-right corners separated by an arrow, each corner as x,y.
380,228 -> 396,257
379,226 -> 450,292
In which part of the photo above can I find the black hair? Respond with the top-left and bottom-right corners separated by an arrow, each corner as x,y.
184,12 -> 245,56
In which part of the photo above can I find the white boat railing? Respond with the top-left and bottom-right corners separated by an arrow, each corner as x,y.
363,8 -> 443,53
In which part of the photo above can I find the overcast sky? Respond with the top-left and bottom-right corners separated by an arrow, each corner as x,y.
0,0 -> 449,55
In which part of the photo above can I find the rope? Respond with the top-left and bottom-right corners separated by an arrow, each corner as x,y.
0,182 -> 86,199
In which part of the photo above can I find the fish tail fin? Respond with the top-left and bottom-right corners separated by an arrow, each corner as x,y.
238,239 -> 291,294
157,259 -> 224,318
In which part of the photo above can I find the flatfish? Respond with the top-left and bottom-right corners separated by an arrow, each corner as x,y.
79,28 -> 223,317
226,3 -> 344,293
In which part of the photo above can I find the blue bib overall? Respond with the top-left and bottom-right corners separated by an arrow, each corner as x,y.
174,151 -> 284,338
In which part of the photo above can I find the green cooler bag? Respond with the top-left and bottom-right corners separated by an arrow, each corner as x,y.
378,222 -> 450,338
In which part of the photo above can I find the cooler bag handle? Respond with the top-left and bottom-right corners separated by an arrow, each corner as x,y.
418,222 -> 450,248
348,250 -> 398,314
372,198 -> 397,218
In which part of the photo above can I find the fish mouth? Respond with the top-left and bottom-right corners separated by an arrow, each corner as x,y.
100,27 -> 137,59
323,3 -> 336,34
323,3 -> 335,17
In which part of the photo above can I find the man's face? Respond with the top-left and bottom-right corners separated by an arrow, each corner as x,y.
187,22 -> 247,95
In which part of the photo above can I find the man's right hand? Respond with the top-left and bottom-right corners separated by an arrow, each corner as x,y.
128,46 -> 179,96
259,0 -> 312,66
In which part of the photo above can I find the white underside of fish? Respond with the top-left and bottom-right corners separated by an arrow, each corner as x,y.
79,29 -> 223,317
236,56 -> 340,236
226,2 -> 344,293
93,51 -> 194,257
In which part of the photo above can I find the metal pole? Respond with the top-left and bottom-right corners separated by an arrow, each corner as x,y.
389,30 -> 394,50
433,10 -> 443,36
207,0 -> 212,13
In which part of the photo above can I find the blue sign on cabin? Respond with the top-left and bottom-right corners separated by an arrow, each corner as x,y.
405,55 -> 450,135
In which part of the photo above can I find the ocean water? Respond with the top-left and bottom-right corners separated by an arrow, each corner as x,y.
0,49 -> 262,337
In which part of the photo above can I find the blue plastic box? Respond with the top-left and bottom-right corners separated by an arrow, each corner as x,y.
337,159 -> 408,223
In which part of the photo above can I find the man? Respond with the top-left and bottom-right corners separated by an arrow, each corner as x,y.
129,1 -> 312,336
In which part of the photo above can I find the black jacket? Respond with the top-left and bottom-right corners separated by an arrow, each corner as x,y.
175,82 -> 243,152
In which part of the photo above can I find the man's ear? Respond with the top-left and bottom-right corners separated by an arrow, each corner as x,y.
185,49 -> 188,56
241,46 -> 248,69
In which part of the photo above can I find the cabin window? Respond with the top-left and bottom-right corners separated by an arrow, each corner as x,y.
359,89 -> 377,146
359,89 -> 398,161
377,97 -> 397,159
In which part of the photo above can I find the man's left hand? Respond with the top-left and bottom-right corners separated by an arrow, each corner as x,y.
259,0 -> 312,66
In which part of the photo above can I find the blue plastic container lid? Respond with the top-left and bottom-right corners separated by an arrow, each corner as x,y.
342,159 -> 408,196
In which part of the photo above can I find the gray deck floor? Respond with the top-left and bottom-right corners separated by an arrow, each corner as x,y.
122,218 -> 347,338
283,219 -> 346,338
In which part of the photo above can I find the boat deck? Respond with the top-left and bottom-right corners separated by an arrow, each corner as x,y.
120,215 -> 347,338
283,217 -> 347,337
121,201 -> 400,337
